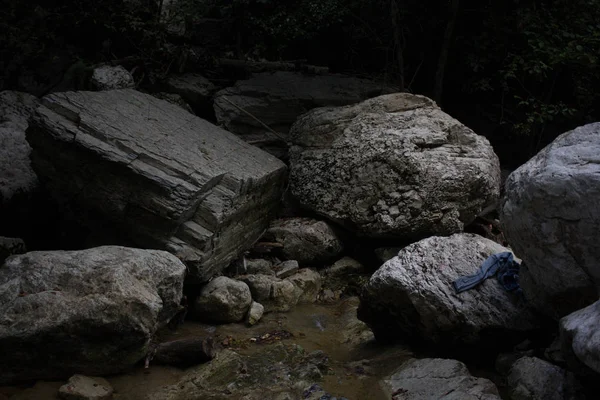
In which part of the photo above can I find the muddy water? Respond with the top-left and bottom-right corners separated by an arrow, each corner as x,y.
0,299 -> 412,400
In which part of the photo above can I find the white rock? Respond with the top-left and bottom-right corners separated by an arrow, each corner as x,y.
501,122 -> 600,318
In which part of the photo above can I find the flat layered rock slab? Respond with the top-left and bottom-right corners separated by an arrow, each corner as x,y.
26,89 -> 287,281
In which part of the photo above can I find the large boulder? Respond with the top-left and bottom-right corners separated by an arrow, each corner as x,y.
26,89 -> 287,281
0,91 -> 39,205
193,276 -> 252,323
289,93 -> 500,239
507,357 -> 581,400
559,299 -> 600,374
380,358 -> 501,400
0,246 -> 186,384
358,233 -> 539,346
213,72 -> 394,158
500,123 -> 600,319
263,218 -> 344,266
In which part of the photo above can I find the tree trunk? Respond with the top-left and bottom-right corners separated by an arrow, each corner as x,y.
434,0 -> 461,106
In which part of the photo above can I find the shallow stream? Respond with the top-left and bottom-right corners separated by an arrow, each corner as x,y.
0,299 -> 412,400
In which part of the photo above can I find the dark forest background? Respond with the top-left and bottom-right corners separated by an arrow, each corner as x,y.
2,0 -> 599,167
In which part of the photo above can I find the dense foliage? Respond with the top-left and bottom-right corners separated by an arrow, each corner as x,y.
2,0 -> 599,165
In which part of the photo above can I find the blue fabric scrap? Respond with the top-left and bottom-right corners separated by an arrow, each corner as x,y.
453,251 -> 521,294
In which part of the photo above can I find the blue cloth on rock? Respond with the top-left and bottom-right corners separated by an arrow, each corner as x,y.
453,251 -> 521,294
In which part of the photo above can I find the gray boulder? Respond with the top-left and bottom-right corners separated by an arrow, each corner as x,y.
239,274 -> 300,312
507,357 -> 581,400
246,301 -> 264,326
289,93 -> 500,239
500,122 -> 600,318
193,276 -> 252,323
26,89 -> 287,281
0,91 -> 39,204
380,358 -> 501,400
161,73 -> 216,116
264,218 -> 344,265
358,233 -> 539,345
0,246 -> 186,384
560,299 -> 600,375
90,65 -> 135,90
58,375 -> 113,400
287,268 -> 322,303
214,71 -> 393,157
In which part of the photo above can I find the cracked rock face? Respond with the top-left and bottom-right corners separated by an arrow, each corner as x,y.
26,89 -> 287,281
500,122 -> 600,319
289,93 -> 500,239
0,246 -> 186,384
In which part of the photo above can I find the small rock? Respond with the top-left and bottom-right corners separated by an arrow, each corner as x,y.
0,236 -> 26,263
380,358 -> 501,399
161,73 -> 216,116
193,277 -> 252,323
322,257 -> 367,295
239,274 -> 275,302
544,336 -> 566,366
246,301 -> 264,326
324,256 -> 365,278
338,297 -> 375,347
58,375 -> 113,400
495,352 -> 532,376
270,280 -> 300,312
245,258 -> 275,275
276,260 -> 299,279
507,357 -> 582,400
90,65 -> 134,90
152,337 -> 216,368
264,218 -> 344,265
319,288 -> 338,304
374,247 -> 402,264
286,269 -> 322,303
238,274 -> 299,312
